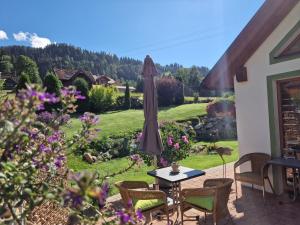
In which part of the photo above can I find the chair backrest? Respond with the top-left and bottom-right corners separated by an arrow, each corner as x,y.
115,181 -> 149,207
214,178 -> 233,222
248,153 -> 271,174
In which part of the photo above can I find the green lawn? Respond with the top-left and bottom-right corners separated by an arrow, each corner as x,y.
67,140 -> 238,195
64,103 -> 207,137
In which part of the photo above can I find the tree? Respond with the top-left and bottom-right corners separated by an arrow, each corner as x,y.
16,72 -> 31,92
0,54 -> 13,73
73,78 -> 90,113
44,71 -> 62,96
124,82 -> 131,109
16,55 -> 42,84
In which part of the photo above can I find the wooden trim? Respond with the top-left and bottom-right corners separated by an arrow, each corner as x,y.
201,0 -> 299,90
270,20 -> 300,64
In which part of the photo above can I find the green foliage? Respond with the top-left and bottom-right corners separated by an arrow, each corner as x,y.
124,82 -> 131,109
0,44 -> 209,85
0,54 -> 13,73
89,85 -> 118,113
44,71 -> 62,96
16,55 -> 42,84
73,78 -> 90,113
157,76 -> 184,107
16,72 -> 31,92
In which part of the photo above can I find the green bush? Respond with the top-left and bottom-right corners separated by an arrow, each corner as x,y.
73,78 -> 90,113
115,96 -> 143,110
206,98 -> 236,117
16,72 -> 31,92
43,71 -> 63,111
89,85 -> 118,113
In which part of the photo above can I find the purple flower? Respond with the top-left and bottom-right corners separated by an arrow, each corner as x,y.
182,135 -> 189,144
47,131 -> 62,143
160,157 -> 168,167
39,144 -> 51,153
61,87 -> 85,100
116,211 -> 134,224
136,209 -> 143,220
54,155 -> 65,168
80,112 -> 99,126
167,136 -> 173,146
174,143 -> 180,150
64,190 -> 83,208
98,182 -> 109,209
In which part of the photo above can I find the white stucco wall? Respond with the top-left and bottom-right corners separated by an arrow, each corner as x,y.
234,2 -> 300,162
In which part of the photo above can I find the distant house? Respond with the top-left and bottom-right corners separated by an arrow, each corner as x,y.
0,72 -> 18,90
201,0 -> 300,194
95,75 -> 116,86
53,68 -> 96,88
115,85 -> 136,93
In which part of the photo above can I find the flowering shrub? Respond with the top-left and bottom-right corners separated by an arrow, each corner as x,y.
0,85 -> 142,225
133,122 -> 191,167
159,121 -> 191,165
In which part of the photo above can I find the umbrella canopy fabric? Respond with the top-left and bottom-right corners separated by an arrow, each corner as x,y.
139,55 -> 163,155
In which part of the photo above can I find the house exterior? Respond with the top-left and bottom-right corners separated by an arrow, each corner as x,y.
201,0 -> 300,193
0,72 -> 18,90
54,68 -> 96,88
95,75 -> 116,86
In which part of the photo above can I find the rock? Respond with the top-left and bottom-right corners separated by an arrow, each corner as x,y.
83,153 -> 96,164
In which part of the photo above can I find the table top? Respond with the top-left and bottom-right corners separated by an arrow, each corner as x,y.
147,166 -> 205,183
267,158 -> 300,169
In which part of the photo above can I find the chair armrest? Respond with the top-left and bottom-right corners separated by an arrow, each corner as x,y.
261,162 -> 270,178
181,188 -> 216,200
203,178 -> 232,188
115,181 -> 150,190
127,189 -> 167,202
234,154 -> 251,171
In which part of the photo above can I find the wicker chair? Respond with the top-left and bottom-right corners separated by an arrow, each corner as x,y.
234,152 -> 273,199
115,181 -> 169,224
180,178 -> 233,225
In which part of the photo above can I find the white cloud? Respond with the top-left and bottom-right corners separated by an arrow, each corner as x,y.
30,33 -> 51,48
13,31 -> 51,48
13,31 -> 29,41
0,30 -> 8,40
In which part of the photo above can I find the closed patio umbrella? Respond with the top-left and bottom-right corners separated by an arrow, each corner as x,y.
139,55 -> 163,156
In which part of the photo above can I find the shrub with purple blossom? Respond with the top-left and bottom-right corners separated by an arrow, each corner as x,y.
0,85 -> 142,225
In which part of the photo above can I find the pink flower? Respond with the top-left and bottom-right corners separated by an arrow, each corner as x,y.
136,132 -> 143,142
182,135 -> 189,144
174,143 -> 180,150
167,136 -> 173,146
160,157 -> 168,167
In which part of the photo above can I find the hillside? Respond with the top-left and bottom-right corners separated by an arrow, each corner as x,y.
0,44 -> 209,83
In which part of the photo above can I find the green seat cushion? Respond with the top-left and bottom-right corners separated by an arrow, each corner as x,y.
185,196 -> 214,211
133,199 -> 164,211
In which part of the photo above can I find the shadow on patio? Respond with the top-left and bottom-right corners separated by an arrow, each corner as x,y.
107,163 -> 300,225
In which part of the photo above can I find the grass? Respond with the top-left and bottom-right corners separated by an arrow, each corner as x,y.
67,140 -> 238,195
64,103 -> 207,137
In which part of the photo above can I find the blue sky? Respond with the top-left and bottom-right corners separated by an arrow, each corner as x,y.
0,0 -> 264,68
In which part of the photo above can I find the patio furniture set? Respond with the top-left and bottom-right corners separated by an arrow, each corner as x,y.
115,151 -> 300,225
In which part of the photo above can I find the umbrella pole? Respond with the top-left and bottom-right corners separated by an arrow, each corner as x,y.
153,155 -> 159,190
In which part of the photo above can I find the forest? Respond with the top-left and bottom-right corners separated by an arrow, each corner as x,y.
0,44 -> 209,92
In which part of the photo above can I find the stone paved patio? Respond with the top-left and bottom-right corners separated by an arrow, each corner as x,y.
107,162 -> 300,225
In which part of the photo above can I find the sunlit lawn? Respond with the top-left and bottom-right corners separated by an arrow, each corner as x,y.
64,103 -> 207,137
67,140 -> 238,195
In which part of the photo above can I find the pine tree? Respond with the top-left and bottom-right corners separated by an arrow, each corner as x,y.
124,82 -> 131,109
16,72 -> 30,92
16,55 -> 42,85
44,71 -> 62,97
73,78 -> 90,113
